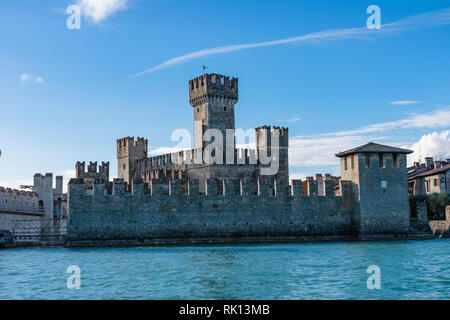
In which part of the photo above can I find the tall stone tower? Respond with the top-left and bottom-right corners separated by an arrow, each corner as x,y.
117,137 -> 148,185
255,126 -> 289,184
336,142 -> 413,236
189,74 -> 238,155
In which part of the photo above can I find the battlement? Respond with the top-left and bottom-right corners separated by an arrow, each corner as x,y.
33,173 -> 53,190
138,147 -> 261,170
76,161 -> 110,179
255,126 -> 289,137
0,185 -> 40,214
117,136 -> 148,159
117,136 -> 148,148
189,74 -> 238,107
255,126 -> 289,149
68,177 -> 348,199
0,186 -> 38,197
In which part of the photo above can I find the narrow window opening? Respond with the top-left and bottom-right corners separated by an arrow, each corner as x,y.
379,153 -> 384,168
344,157 -> 348,171
366,154 -> 370,168
224,106 -> 227,112
393,154 -> 399,168
351,156 -> 354,169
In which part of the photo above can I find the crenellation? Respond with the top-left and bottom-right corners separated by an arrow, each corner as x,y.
275,180 -> 289,196
76,160 -> 109,180
206,178 -> 220,196
307,179 -> 318,197
188,179 -> 200,196
291,179 -> 302,196
65,73 -> 425,246
242,178 -> 258,196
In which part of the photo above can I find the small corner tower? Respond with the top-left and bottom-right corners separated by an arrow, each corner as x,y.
189,74 -> 238,151
336,142 -> 413,236
117,136 -> 148,184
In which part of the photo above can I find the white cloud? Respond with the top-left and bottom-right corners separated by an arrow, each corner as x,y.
61,169 -> 76,178
275,115 -> 301,123
75,0 -> 129,23
289,172 -> 313,181
0,181 -> 12,188
286,115 -> 301,123
390,100 -> 421,105
0,179 -> 33,190
310,107 -> 450,137
59,169 -> 76,193
133,7 -> 450,76
289,108 -> 450,167
289,134 -> 378,167
407,130 -> 450,166
135,108 -> 449,173
20,74 -> 44,85
149,147 -> 182,156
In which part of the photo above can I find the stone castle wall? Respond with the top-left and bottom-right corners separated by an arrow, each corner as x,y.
66,178 -> 361,246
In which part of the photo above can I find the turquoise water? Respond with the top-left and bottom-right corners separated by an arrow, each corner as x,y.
0,239 -> 449,300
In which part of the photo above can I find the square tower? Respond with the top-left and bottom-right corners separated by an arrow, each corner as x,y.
117,137 -> 148,184
255,126 -> 289,184
189,74 -> 238,152
336,142 -> 413,236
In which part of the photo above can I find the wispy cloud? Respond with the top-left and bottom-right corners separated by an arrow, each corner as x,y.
74,0 -> 129,23
132,7 -> 450,77
20,74 -> 44,86
301,107 -> 450,138
390,100 -> 421,105
276,115 -> 301,123
289,107 -> 450,167
287,115 -> 301,123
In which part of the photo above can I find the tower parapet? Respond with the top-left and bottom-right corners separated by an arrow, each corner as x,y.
117,136 -> 148,185
255,126 -> 289,150
189,74 -> 238,107
189,74 -> 239,151
76,161 -> 109,180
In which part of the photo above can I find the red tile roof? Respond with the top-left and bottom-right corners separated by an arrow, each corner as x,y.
409,164 -> 450,179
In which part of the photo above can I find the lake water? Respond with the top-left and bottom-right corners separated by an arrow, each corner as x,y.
0,239 -> 449,300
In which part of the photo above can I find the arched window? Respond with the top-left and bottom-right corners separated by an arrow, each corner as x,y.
38,200 -> 44,211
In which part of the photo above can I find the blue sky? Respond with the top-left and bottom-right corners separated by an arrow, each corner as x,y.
1,0 -> 450,189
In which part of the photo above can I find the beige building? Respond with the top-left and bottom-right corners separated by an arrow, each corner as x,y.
408,157 -> 450,195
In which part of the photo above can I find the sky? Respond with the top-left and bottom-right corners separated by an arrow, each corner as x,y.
0,0 -> 450,190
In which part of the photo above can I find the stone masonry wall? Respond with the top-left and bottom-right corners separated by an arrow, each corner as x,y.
429,205 -> 450,238
66,179 -> 360,246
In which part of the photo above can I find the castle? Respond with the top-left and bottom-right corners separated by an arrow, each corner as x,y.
66,73 -> 433,246
116,74 -> 289,191
0,174 -> 67,246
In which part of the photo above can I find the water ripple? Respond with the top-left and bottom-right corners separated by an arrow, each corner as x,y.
0,239 -> 449,299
